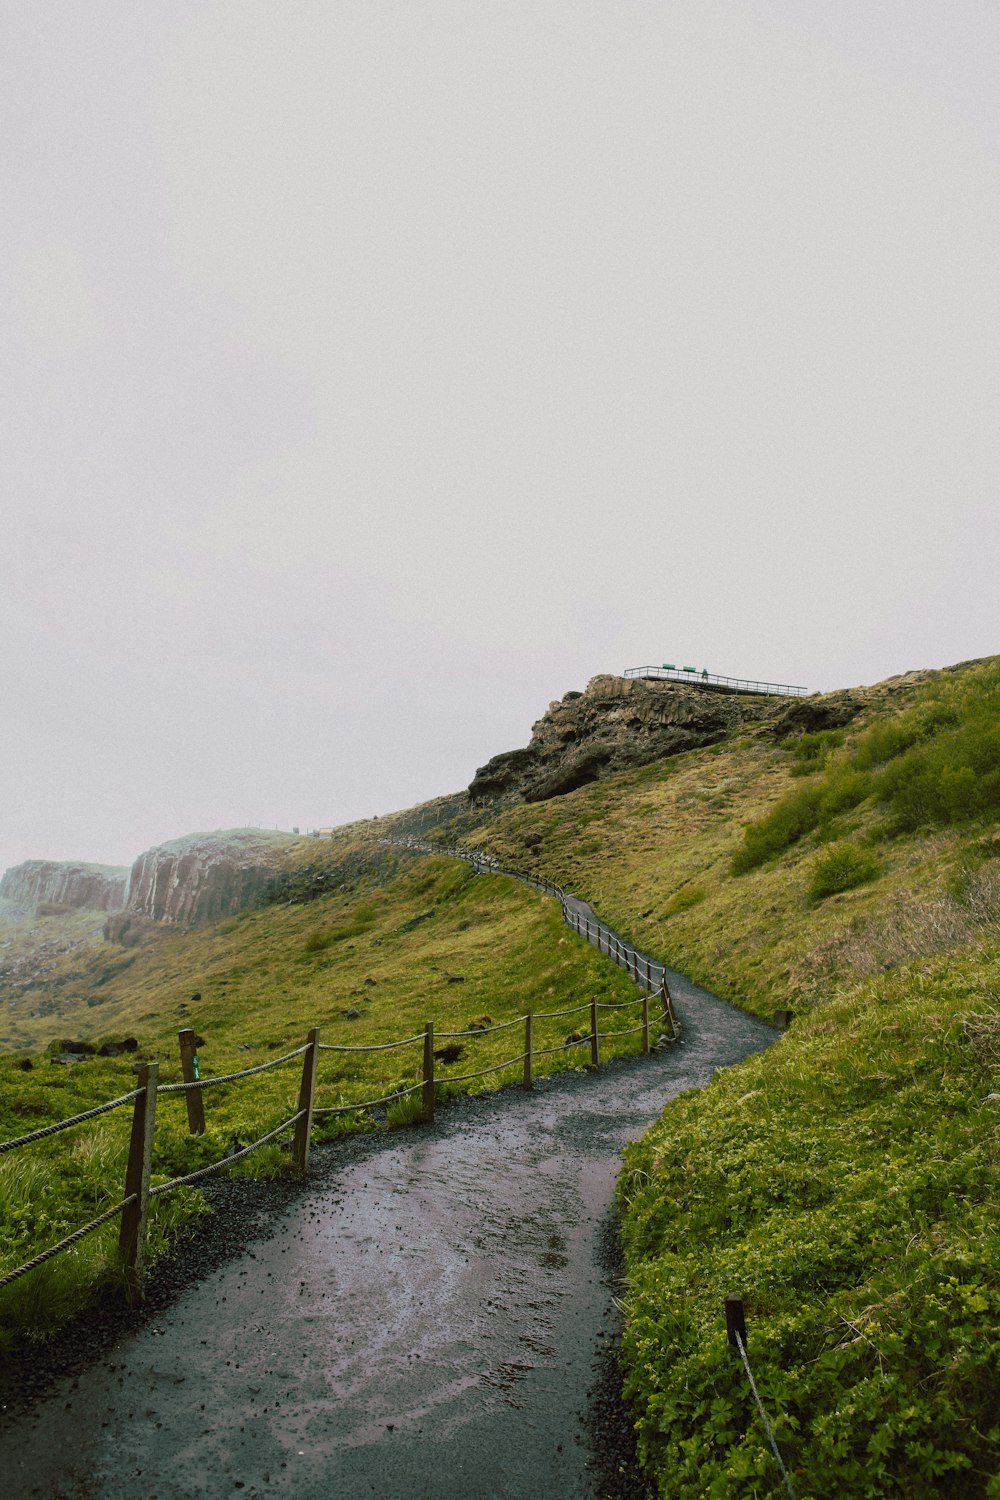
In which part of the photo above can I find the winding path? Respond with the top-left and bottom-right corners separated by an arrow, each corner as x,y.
0,856 -> 776,1500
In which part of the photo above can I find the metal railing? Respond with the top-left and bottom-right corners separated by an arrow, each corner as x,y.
624,666 -> 807,697
0,846 -> 680,1304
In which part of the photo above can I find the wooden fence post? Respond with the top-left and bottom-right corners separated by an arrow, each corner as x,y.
523,1010 -> 534,1090
119,1062 -> 158,1302
666,981 -> 678,1035
178,1028 -> 205,1136
292,1027 -> 320,1171
645,958 -> 652,990
660,976 -> 676,1039
642,992 -> 650,1055
590,998 -> 600,1068
724,1294 -> 747,1350
422,1022 -> 435,1122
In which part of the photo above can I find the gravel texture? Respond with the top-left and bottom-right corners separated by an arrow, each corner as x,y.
0,966 -> 776,1499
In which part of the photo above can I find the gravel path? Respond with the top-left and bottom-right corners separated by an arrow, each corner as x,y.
0,963 -> 775,1500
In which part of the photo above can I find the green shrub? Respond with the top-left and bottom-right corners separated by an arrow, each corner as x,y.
807,843 -> 880,902
617,947 -> 1000,1499
879,720 -> 1000,833
736,665 -> 1000,874
386,1092 -> 425,1129
851,715 -> 927,770
790,729 -> 845,775
731,786 -> 823,873
663,885 -> 706,918
817,768 -> 874,821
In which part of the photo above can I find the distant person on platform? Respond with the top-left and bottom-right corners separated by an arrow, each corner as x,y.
701,668 -> 709,680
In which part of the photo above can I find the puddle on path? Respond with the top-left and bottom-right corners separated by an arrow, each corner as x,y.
0,973 -> 775,1499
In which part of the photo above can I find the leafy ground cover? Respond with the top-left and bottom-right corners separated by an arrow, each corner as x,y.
454,656 -> 1000,1497
0,853 -> 641,1350
5,654 -> 1000,1496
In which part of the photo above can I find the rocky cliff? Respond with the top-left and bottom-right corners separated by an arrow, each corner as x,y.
0,861 -> 129,913
468,674 -> 861,803
104,829 -> 300,937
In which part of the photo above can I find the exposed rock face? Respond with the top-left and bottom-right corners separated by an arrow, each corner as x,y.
106,829 -> 299,933
768,691 -> 862,741
469,675 -> 804,803
0,861 -> 128,913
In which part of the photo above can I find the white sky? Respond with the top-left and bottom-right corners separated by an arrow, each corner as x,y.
3,2 -> 998,877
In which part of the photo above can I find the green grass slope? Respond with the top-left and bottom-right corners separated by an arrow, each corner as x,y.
0,849 -> 640,1350
454,656 -> 1000,1499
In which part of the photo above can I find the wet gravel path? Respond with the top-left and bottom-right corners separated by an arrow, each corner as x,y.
0,963 -> 775,1500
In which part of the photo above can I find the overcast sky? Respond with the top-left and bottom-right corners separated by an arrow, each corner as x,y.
3,1 -> 998,878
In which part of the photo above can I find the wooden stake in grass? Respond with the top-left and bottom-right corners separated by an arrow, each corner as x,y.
724,1294 -> 747,1350
178,1028 -> 205,1136
292,1027 -> 320,1171
119,1062 -> 158,1302
660,975 -> 676,1039
590,998 -> 600,1068
642,992 -> 650,1055
422,1022 -> 435,1122
523,1009 -> 534,1091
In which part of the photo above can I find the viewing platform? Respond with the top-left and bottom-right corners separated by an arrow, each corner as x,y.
624,665 -> 808,698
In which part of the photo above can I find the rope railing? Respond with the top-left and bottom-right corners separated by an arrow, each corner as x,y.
0,1040 -> 318,1304
149,1111 -> 305,1197
436,1053 -> 529,1085
157,1045 -> 309,1093
435,1015 -> 525,1038
532,1001 -> 592,1020
375,836 -> 674,1010
317,1034 -> 424,1054
0,1195 -> 139,1293
2,837 -> 680,1304
735,1330 -> 798,1499
313,1080 -> 425,1116
0,1089 -> 143,1155
533,1036 -> 593,1060
724,1301 -> 798,1498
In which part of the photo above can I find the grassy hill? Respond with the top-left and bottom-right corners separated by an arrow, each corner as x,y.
456,655 -> 1000,1498
2,655 -> 999,1495
0,846 -> 639,1348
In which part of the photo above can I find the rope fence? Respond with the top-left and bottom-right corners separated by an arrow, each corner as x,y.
157,1045 -> 309,1094
0,1196 -> 138,1294
376,834 -> 681,1029
1,837 -> 681,1303
149,1112 -> 305,1197
725,1297 -> 798,1499
316,1033 -> 425,1054
0,1089 -> 142,1155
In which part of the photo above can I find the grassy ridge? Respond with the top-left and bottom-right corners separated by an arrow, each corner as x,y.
459,658 -> 1000,1497
4,655 -> 1000,1494
0,853 -> 642,1350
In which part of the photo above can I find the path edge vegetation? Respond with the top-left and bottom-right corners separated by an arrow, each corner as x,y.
2,656 -> 1000,1498
476,657 -> 1000,1500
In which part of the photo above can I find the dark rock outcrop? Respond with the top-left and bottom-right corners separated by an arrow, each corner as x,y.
468,675 -> 780,803
768,691 -> 862,741
0,861 -> 128,913
108,829 -> 299,932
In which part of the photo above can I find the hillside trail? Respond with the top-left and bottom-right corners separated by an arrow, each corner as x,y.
0,869 -> 777,1500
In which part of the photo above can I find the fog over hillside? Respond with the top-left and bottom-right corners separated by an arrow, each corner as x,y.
3,1 -> 997,880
